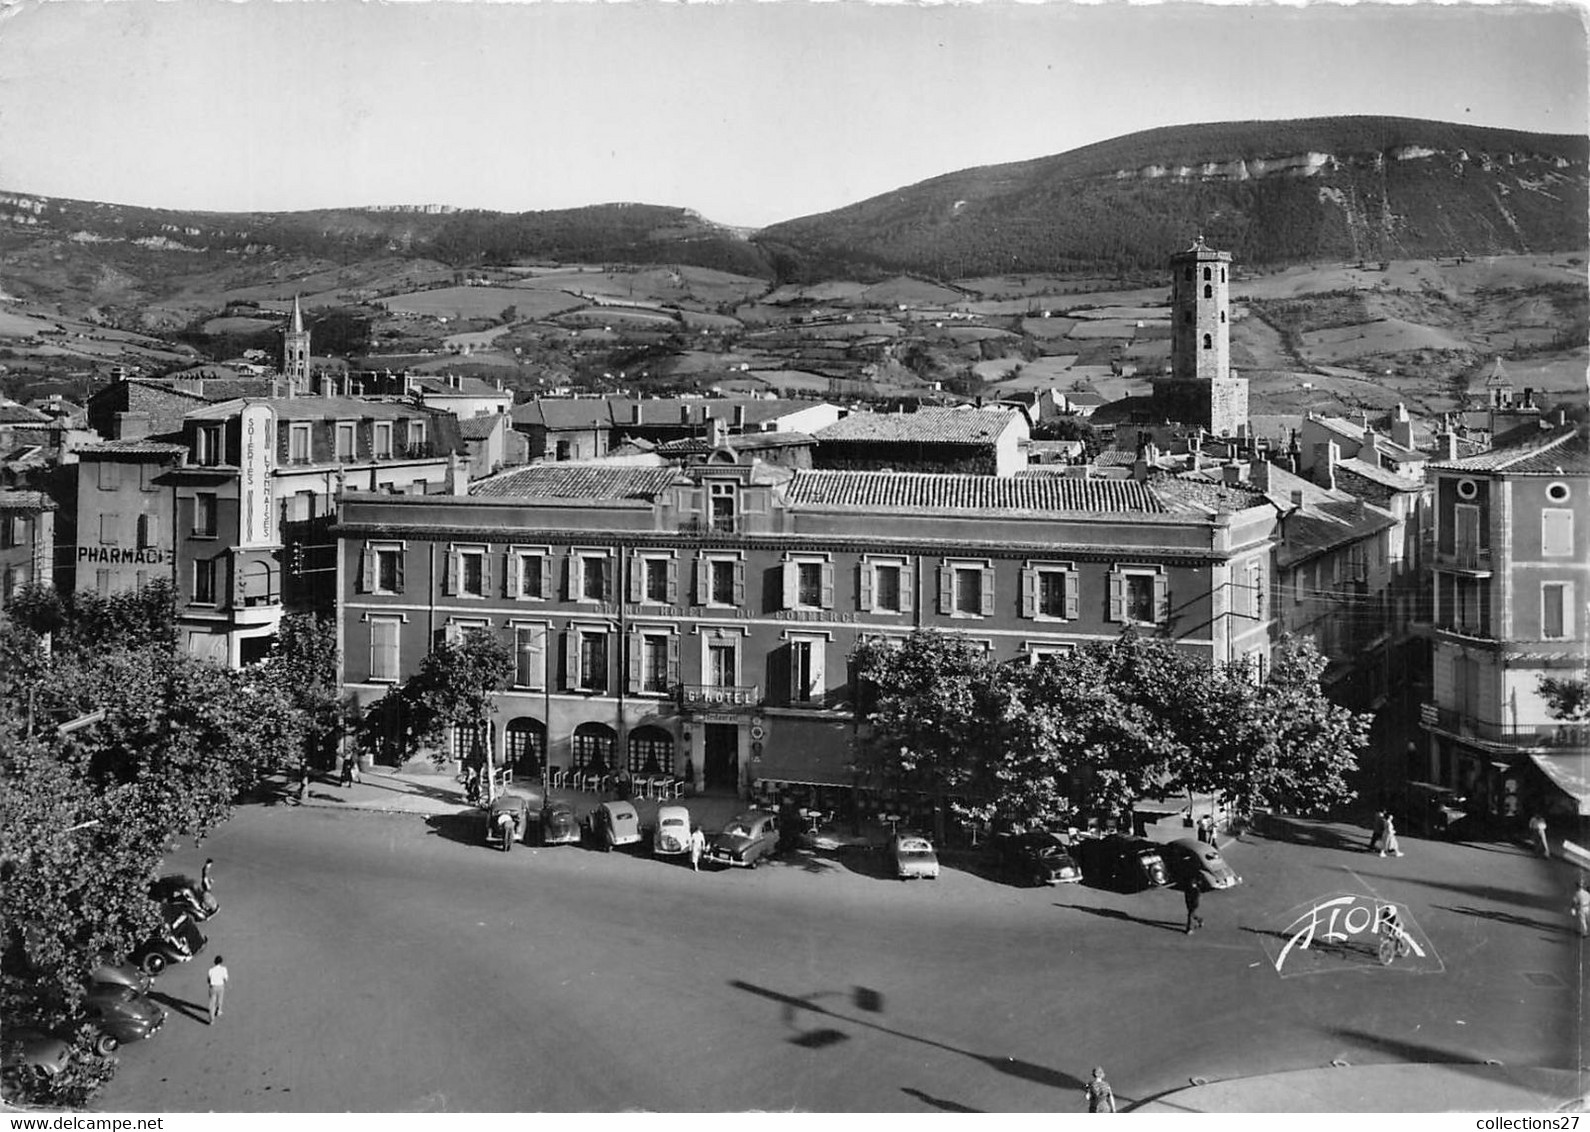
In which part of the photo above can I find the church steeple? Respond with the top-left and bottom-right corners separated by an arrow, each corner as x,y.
283,295 -> 311,393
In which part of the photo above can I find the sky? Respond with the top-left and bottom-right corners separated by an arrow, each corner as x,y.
0,0 -> 1585,230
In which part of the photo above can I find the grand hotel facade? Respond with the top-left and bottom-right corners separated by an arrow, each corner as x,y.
335,453 -> 1278,802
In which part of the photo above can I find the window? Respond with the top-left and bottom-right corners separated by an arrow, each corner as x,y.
193,559 -> 216,605
955,568 -> 982,614
644,559 -> 669,603
139,463 -> 158,491
373,422 -> 393,460
707,639 -> 737,688
513,625 -> 546,690
632,633 -> 674,694
1027,643 -> 1074,666
407,419 -> 428,454
939,560 -> 994,617
1202,334 -> 1213,350
1542,583 -> 1572,640
783,555 -> 833,610
98,514 -> 116,546
578,631 -> 609,691
698,555 -> 744,607
511,550 -> 549,600
555,440 -> 572,461
1203,284 -> 1212,299
629,555 -> 676,605
1203,266 -> 1212,281
1244,559 -> 1266,618
574,553 -> 611,602
0,514 -> 19,549
711,560 -> 736,605
790,637 -> 825,704
1543,509 -> 1574,557
709,482 -> 737,533
1022,564 -> 1077,620
445,545 -> 490,598
288,423 -> 312,464
370,617 -> 401,682
860,559 -> 911,614
136,513 -> 153,551
1454,503 -> 1481,556
335,422 -> 356,461
444,618 -> 489,646
193,493 -> 218,537
1109,567 -> 1166,624
95,568 -> 109,597
195,424 -> 223,466
96,460 -> 115,490
376,547 -> 403,594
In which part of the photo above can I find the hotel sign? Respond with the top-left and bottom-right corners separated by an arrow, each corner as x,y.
239,404 -> 277,549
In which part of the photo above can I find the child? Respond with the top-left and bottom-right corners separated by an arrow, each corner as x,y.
1085,1066 -> 1116,1113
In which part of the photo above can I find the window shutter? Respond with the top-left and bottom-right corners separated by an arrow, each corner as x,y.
980,567 -> 995,616
693,556 -> 708,605
603,557 -> 614,603
666,557 -> 679,604
394,550 -> 405,593
666,634 -> 680,687
1108,570 -> 1124,622
732,559 -> 746,605
506,553 -> 521,598
1063,570 -> 1079,620
820,561 -> 835,610
899,564 -> 915,613
781,561 -> 797,609
359,545 -> 374,593
938,564 -> 953,614
627,557 -> 643,604
525,630 -> 545,689
562,630 -> 578,691
1020,566 -> 1037,619
1153,573 -> 1169,622
539,555 -> 552,600
562,555 -> 574,601
481,553 -> 493,597
626,632 -> 643,694
442,546 -> 455,596
858,562 -> 873,611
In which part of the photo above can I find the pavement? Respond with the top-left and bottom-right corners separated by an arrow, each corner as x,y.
266,765 -> 1588,1114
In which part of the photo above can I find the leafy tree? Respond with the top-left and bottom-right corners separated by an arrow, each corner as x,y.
1538,675 -> 1590,723
257,613 -> 344,772
391,629 -> 513,797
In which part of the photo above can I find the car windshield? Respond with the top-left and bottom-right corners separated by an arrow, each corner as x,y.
724,822 -> 754,838
661,817 -> 685,829
898,838 -> 933,853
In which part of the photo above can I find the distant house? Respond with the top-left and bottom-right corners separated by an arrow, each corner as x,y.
814,406 -> 1031,476
86,378 -> 211,440
405,374 -> 514,420
0,489 -> 56,598
511,399 -> 614,462
458,413 -> 526,479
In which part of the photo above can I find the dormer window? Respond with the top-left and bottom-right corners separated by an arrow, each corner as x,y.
195,424 -> 224,466
335,422 -> 356,462
709,482 -> 736,533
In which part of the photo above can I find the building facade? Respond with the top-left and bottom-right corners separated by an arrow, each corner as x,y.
336,454 -> 1277,800
1152,237 -> 1247,437
72,440 -> 187,598
0,490 -> 56,598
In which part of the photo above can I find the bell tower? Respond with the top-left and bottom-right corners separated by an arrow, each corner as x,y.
283,296 -> 311,394
1153,236 -> 1247,437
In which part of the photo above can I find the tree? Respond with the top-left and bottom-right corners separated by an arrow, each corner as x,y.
1538,675 -> 1590,723
393,629 -> 513,799
257,613 -> 344,772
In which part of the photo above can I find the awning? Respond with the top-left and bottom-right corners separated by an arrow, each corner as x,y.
1530,752 -> 1590,817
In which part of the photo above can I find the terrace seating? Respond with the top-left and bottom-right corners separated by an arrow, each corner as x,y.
548,766 -> 566,789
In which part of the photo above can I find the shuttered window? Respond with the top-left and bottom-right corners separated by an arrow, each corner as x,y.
1021,563 -> 1078,620
783,555 -> 835,610
1108,566 -> 1168,624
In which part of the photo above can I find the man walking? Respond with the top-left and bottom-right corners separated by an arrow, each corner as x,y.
1183,879 -> 1204,934
206,956 -> 229,1024
1571,879 -> 1589,938
689,825 -> 706,872
1084,1066 -> 1116,1113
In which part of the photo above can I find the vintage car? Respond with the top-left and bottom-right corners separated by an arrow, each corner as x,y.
708,811 -> 781,869
992,830 -> 1083,886
889,833 -> 940,880
1400,782 -> 1473,838
90,961 -> 151,995
150,874 -> 216,921
484,792 -> 531,852
1,1028 -> 71,1090
537,800 -> 581,847
1074,834 -> 1169,892
79,985 -> 165,1055
1159,837 -> 1240,890
132,905 -> 208,975
653,804 -> 692,857
586,799 -> 642,852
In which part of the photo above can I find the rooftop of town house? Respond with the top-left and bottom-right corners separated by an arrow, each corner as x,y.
470,462 -> 683,501
1275,501 -> 1399,567
0,490 -> 56,510
457,414 -> 506,440
0,402 -> 50,424
1308,414 -> 1423,463
1429,423 -> 1589,475
510,398 -> 614,430
1334,455 -> 1424,493
1062,391 -> 1108,407
73,437 -> 189,458
184,395 -> 432,422
653,432 -> 816,457
612,397 -> 809,428
408,375 -> 506,397
814,407 -> 1024,445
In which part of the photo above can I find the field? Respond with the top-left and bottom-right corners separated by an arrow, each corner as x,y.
381,287 -> 582,320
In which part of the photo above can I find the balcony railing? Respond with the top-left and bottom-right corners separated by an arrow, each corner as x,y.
1438,544 -> 1492,571
1421,703 -> 1589,749
677,683 -> 761,712
677,516 -> 743,537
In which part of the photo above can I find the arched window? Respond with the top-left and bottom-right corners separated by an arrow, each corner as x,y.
1204,284 -> 1212,299
1221,268 -> 1226,283
1203,267 -> 1212,281
452,722 -> 489,765
1203,334 -> 1213,350
504,717 -> 546,777
627,726 -> 675,775
572,722 -> 616,772
1220,311 -> 1226,323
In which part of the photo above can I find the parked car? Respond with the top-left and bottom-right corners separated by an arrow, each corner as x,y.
151,874 -> 216,920
1074,835 -> 1169,891
653,804 -> 692,857
889,833 -> 940,880
708,811 -> 781,868
484,791 -> 532,852
133,906 -> 208,975
1159,837 -> 1240,890
537,800 -> 581,847
79,984 -> 165,1055
89,962 -> 151,994
586,799 -> 642,852
1,1028 -> 70,1090
992,830 -> 1082,886
1400,782 -> 1472,838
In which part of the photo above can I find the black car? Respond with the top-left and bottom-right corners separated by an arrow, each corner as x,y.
150,874 -> 217,920
79,985 -> 166,1055
537,800 -> 581,847
132,905 -> 208,975
992,831 -> 1083,886
1074,835 -> 1169,891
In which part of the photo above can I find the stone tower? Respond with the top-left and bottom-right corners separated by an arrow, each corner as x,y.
1152,236 -> 1248,437
283,296 -> 311,394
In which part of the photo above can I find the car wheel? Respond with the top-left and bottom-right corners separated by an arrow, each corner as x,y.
140,952 -> 166,976
93,1032 -> 119,1057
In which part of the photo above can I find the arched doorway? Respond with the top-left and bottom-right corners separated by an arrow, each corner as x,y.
451,721 -> 489,767
505,718 -> 546,779
572,722 -> 617,774
627,726 -> 675,776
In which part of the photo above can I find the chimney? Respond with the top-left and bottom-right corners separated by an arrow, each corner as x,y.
631,401 -> 643,425
450,373 -> 462,390
1132,456 -> 1151,484
1311,440 -> 1339,491
1250,460 -> 1271,492
1442,431 -> 1458,461
1290,489 -> 1306,509
1221,463 -> 1244,486
1390,403 -> 1414,450
447,451 -> 468,495
1555,408 -> 1569,427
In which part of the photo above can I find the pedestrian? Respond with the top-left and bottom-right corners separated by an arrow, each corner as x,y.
1572,880 -> 1590,938
340,754 -> 354,788
348,754 -> 361,787
1530,814 -> 1551,858
1084,1066 -> 1116,1113
295,766 -> 308,805
1182,880 -> 1204,934
206,955 -> 229,1024
1379,812 -> 1403,858
199,857 -> 217,915
1368,810 -> 1386,854
689,825 -> 706,872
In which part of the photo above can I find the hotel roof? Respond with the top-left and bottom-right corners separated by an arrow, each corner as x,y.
784,470 -> 1259,517
471,463 -> 681,501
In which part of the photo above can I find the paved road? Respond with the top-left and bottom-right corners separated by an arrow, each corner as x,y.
97,804 -> 1580,1112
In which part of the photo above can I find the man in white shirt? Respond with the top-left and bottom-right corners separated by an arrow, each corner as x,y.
206,956 -> 229,1024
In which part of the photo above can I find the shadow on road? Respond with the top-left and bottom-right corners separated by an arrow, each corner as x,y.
1433,903 -> 1566,936
147,989 -> 208,1025
423,811 -> 482,847
1256,816 -> 1368,853
729,978 -> 1085,1095
1327,1025 -> 1487,1068
901,1086 -> 982,1112
1064,904 -> 1185,933
1355,872 -> 1557,914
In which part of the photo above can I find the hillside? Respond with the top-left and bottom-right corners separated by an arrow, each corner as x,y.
752,116 -> 1589,281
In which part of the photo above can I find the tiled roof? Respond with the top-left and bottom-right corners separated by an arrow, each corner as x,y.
1335,456 -> 1422,492
0,404 -> 48,424
413,376 -> 505,397
1429,425 -> 1589,474
185,396 -> 422,421
0,490 -> 56,510
76,439 -> 188,457
1313,416 -> 1421,462
816,408 -> 1021,445
471,463 -> 681,501
1277,500 -> 1397,566
1151,475 -> 1271,514
1093,449 -> 1140,469
458,414 -> 504,440
511,400 -> 613,430
654,432 -> 815,456
785,470 -> 1170,515
196,378 -> 277,401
